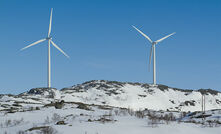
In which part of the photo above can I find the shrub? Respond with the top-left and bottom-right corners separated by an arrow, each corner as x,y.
17,131 -> 26,134
147,113 -> 159,127
44,116 -> 50,124
51,113 -> 61,122
135,110 -> 145,118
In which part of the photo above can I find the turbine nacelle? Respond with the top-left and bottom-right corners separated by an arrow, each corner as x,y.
46,37 -> 52,40
152,42 -> 157,45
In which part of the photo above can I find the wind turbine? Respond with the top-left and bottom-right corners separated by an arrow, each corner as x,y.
21,8 -> 69,88
132,26 -> 175,85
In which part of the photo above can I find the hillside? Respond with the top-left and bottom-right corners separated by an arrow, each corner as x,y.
1,80 -> 221,134
1,80 -> 221,112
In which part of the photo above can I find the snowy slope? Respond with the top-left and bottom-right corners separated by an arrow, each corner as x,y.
1,80 -> 221,112
0,102 -> 221,134
1,80 -> 221,134
60,80 -> 221,112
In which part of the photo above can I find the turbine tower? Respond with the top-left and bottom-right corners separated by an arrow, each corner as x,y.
21,8 -> 69,88
132,26 -> 175,85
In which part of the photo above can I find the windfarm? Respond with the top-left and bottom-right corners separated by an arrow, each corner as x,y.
0,0 -> 221,134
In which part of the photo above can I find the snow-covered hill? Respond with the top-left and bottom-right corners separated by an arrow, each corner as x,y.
1,80 -> 221,112
60,80 -> 221,111
1,80 -> 221,134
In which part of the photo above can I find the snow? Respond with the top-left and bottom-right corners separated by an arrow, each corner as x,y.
1,80 -> 221,112
0,103 -> 221,134
1,80 -> 221,133
59,81 -> 221,112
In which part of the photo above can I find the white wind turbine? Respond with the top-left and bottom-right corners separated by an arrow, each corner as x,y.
132,26 -> 175,85
21,8 -> 69,88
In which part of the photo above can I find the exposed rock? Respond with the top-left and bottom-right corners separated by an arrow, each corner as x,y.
55,100 -> 64,109
198,89 -> 219,95
77,103 -> 91,110
27,126 -> 49,131
56,121 -> 66,125
21,87 -> 58,98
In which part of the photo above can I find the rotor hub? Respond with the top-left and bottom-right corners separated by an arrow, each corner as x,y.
152,42 -> 157,45
46,37 -> 52,40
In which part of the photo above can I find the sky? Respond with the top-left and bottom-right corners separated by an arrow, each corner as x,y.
0,0 -> 221,94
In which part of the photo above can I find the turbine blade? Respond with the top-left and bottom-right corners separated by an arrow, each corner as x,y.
148,45 -> 153,72
21,38 -> 46,51
50,40 -> 69,58
48,8 -> 53,37
132,25 -> 152,43
155,32 -> 176,43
